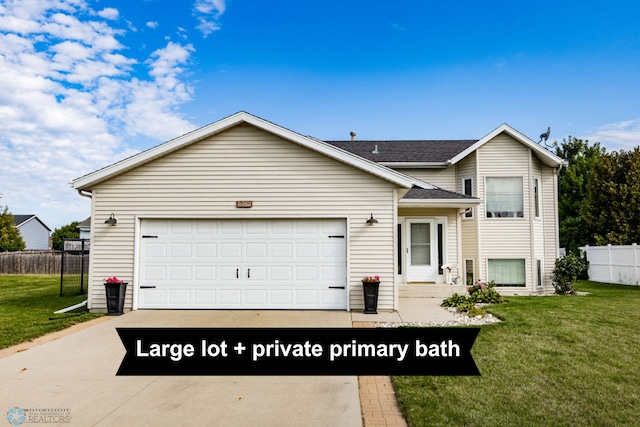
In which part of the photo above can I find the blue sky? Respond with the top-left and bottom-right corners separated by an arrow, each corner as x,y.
1,0 -> 640,229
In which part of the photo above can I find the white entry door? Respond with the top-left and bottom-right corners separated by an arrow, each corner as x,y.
138,219 -> 347,309
406,219 -> 437,282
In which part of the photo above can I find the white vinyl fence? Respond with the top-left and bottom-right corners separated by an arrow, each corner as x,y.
580,244 -> 640,286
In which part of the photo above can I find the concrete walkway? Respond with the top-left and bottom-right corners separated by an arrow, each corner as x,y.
0,298 -> 453,427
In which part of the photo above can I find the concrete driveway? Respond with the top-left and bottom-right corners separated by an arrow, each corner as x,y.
0,310 -> 361,427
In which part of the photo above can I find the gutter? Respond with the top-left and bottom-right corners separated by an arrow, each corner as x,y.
77,189 -> 92,198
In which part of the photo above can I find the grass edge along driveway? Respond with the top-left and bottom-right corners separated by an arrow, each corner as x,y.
0,274 -> 103,349
393,281 -> 640,427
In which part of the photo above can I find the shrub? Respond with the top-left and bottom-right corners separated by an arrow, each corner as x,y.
552,252 -> 588,295
441,293 -> 470,308
467,306 -> 487,317
455,300 -> 476,313
467,280 -> 504,304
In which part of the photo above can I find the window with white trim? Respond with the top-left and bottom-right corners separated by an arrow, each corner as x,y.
488,259 -> 526,287
464,259 -> 475,286
462,177 -> 473,218
536,259 -> 543,288
534,177 -> 540,218
486,177 -> 524,218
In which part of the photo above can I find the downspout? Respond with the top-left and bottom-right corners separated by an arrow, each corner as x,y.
76,188 -> 93,310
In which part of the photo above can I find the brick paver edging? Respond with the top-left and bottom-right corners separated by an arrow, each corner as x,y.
353,321 -> 408,427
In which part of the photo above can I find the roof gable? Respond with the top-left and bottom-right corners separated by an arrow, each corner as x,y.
13,214 -> 51,231
72,112 -> 421,190
450,124 -> 566,168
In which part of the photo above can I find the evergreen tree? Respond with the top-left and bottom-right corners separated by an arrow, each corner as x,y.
0,206 -> 26,252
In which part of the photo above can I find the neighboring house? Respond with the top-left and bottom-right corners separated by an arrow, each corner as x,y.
77,217 -> 91,240
72,112 -> 566,313
13,215 -> 52,250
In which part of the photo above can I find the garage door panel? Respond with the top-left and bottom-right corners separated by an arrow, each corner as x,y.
144,266 -> 167,281
296,243 -> 318,258
271,243 -> 293,257
219,266 -> 240,281
220,221 -> 242,236
220,242 -> 242,258
245,290 -> 267,305
271,266 -> 293,281
246,242 -> 267,258
295,266 -> 318,281
195,243 -> 216,258
219,290 -> 242,305
195,266 -> 216,281
194,290 -> 216,305
169,266 -> 191,281
168,290 -> 190,305
295,290 -> 318,304
170,221 -> 192,235
139,219 -> 347,309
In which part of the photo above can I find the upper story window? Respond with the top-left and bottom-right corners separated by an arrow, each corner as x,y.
534,177 -> 540,218
462,177 -> 473,218
486,177 -> 523,218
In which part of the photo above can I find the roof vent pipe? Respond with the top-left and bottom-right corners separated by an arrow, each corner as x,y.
350,131 -> 356,141
372,145 -> 379,155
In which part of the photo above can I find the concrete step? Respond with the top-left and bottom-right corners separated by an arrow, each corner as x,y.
399,284 -> 468,298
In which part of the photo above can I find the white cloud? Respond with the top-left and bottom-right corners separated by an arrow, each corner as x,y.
146,21 -> 159,29
193,0 -> 226,37
0,0 -> 198,228
584,119 -> 640,152
97,7 -> 118,20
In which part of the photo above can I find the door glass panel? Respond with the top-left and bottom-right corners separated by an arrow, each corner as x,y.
410,223 -> 431,265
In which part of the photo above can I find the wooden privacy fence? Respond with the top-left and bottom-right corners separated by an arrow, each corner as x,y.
0,250 -> 63,274
580,244 -> 640,286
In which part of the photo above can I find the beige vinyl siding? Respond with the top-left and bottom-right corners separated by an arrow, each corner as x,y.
541,165 -> 559,292
87,123 -> 398,311
397,208 -> 459,279
455,152 -> 479,281
531,154 -> 545,289
400,168 -> 456,190
477,134 -> 533,290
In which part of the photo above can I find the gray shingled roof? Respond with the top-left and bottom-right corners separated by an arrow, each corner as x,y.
402,187 -> 476,200
323,140 -> 477,163
12,214 -> 35,226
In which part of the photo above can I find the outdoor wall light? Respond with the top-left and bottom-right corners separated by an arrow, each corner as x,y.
105,213 -> 118,226
366,213 -> 378,225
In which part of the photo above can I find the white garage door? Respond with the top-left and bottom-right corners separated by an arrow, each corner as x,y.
138,219 -> 347,309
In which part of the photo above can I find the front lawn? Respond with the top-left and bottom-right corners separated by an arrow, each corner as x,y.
393,281 -> 640,426
0,274 -> 103,349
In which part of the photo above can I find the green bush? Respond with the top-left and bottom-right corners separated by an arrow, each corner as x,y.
470,287 -> 504,304
441,293 -> 469,308
467,306 -> 487,317
467,280 -> 504,304
456,300 -> 476,313
552,252 -> 589,295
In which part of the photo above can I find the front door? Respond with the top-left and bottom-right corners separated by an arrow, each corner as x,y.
406,219 -> 437,282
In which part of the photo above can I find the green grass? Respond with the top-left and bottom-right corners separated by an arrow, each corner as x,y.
0,274 -> 103,349
393,281 -> 640,427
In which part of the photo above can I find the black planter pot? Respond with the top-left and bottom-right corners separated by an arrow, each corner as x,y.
104,282 -> 128,315
362,281 -> 380,314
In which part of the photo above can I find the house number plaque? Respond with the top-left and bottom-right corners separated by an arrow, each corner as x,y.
236,201 -> 253,208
